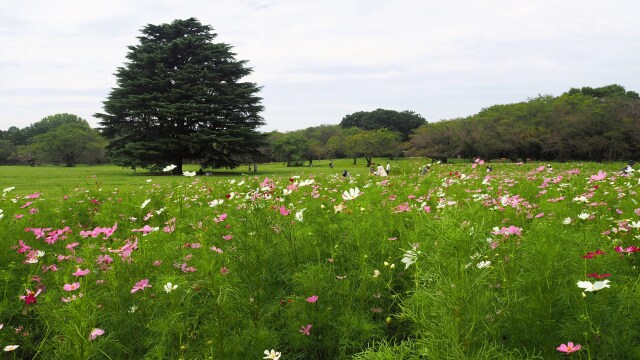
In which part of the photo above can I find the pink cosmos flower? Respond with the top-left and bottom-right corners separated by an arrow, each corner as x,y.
214,213 -> 228,223
556,342 -> 581,353
279,206 -> 290,216
587,273 -> 611,279
97,254 -> 114,265
26,192 -> 41,199
299,324 -> 312,336
131,225 -> 157,235
73,268 -> 90,277
63,283 -> 81,291
590,171 -> 607,182
89,328 -> 105,341
306,295 -> 318,303
222,234 -> 233,241
131,279 -> 151,293
16,239 -> 31,253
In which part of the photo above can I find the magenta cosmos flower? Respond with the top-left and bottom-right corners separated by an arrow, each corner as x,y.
556,342 -> 581,353
306,295 -> 318,303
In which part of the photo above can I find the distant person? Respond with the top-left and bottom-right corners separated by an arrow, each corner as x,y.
370,166 -> 376,175
621,160 -> 635,174
342,170 -> 350,177
386,162 -> 391,175
377,164 -> 388,177
486,166 -> 493,172
329,160 -> 333,169
420,165 -> 430,175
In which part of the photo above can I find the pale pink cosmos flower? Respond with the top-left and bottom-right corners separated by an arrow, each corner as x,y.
299,324 -> 312,336
590,171 -> 607,182
89,328 -> 105,340
556,342 -> 581,353
131,279 -> 151,293
73,268 -> 90,277
63,283 -> 81,291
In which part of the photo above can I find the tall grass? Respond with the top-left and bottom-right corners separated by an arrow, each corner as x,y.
0,161 -> 638,359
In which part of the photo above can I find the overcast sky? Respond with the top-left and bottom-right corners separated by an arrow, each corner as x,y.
1,0 -> 639,133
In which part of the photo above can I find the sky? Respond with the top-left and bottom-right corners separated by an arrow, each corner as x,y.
1,0 -> 639,133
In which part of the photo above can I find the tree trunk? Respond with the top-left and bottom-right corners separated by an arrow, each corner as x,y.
175,159 -> 183,175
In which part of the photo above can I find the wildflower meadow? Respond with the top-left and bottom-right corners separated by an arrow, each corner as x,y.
1,160 -> 639,359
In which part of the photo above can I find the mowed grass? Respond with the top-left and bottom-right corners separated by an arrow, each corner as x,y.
0,158 -> 424,197
1,159 -> 639,359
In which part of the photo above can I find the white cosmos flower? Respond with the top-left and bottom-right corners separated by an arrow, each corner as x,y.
401,250 -> 419,269
163,282 -> 178,293
573,195 -> 589,203
299,179 -> 315,186
162,164 -> 177,172
562,217 -> 572,225
4,345 -> 19,352
577,213 -> 590,220
183,171 -> 196,177
209,199 -> 224,207
140,199 -> 151,209
295,208 -> 306,222
476,260 -> 491,269
342,187 -> 361,201
577,279 -> 610,292
263,349 -> 281,360
629,221 -> 640,229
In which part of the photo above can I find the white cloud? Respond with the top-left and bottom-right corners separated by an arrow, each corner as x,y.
1,0 -> 639,131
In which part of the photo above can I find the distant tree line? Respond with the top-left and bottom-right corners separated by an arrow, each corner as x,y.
0,114 -> 106,166
405,84 -> 640,162
2,84 -> 638,168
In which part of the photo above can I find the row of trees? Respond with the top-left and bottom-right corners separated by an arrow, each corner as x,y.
406,85 -> 640,162
2,84 -> 639,168
0,114 -> 105,166
264,108 -> 425,167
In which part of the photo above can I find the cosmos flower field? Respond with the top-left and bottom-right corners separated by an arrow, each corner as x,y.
1,161 -> 639,359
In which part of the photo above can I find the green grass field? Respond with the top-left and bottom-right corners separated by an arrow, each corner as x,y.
0,158 -> 430,197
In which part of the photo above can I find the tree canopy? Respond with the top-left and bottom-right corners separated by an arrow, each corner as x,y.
340,109 -> 426,141
0,114 -> 105,166
95,18 -> 264,173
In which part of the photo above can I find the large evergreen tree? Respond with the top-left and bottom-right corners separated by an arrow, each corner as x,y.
96,18 -> 264,173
